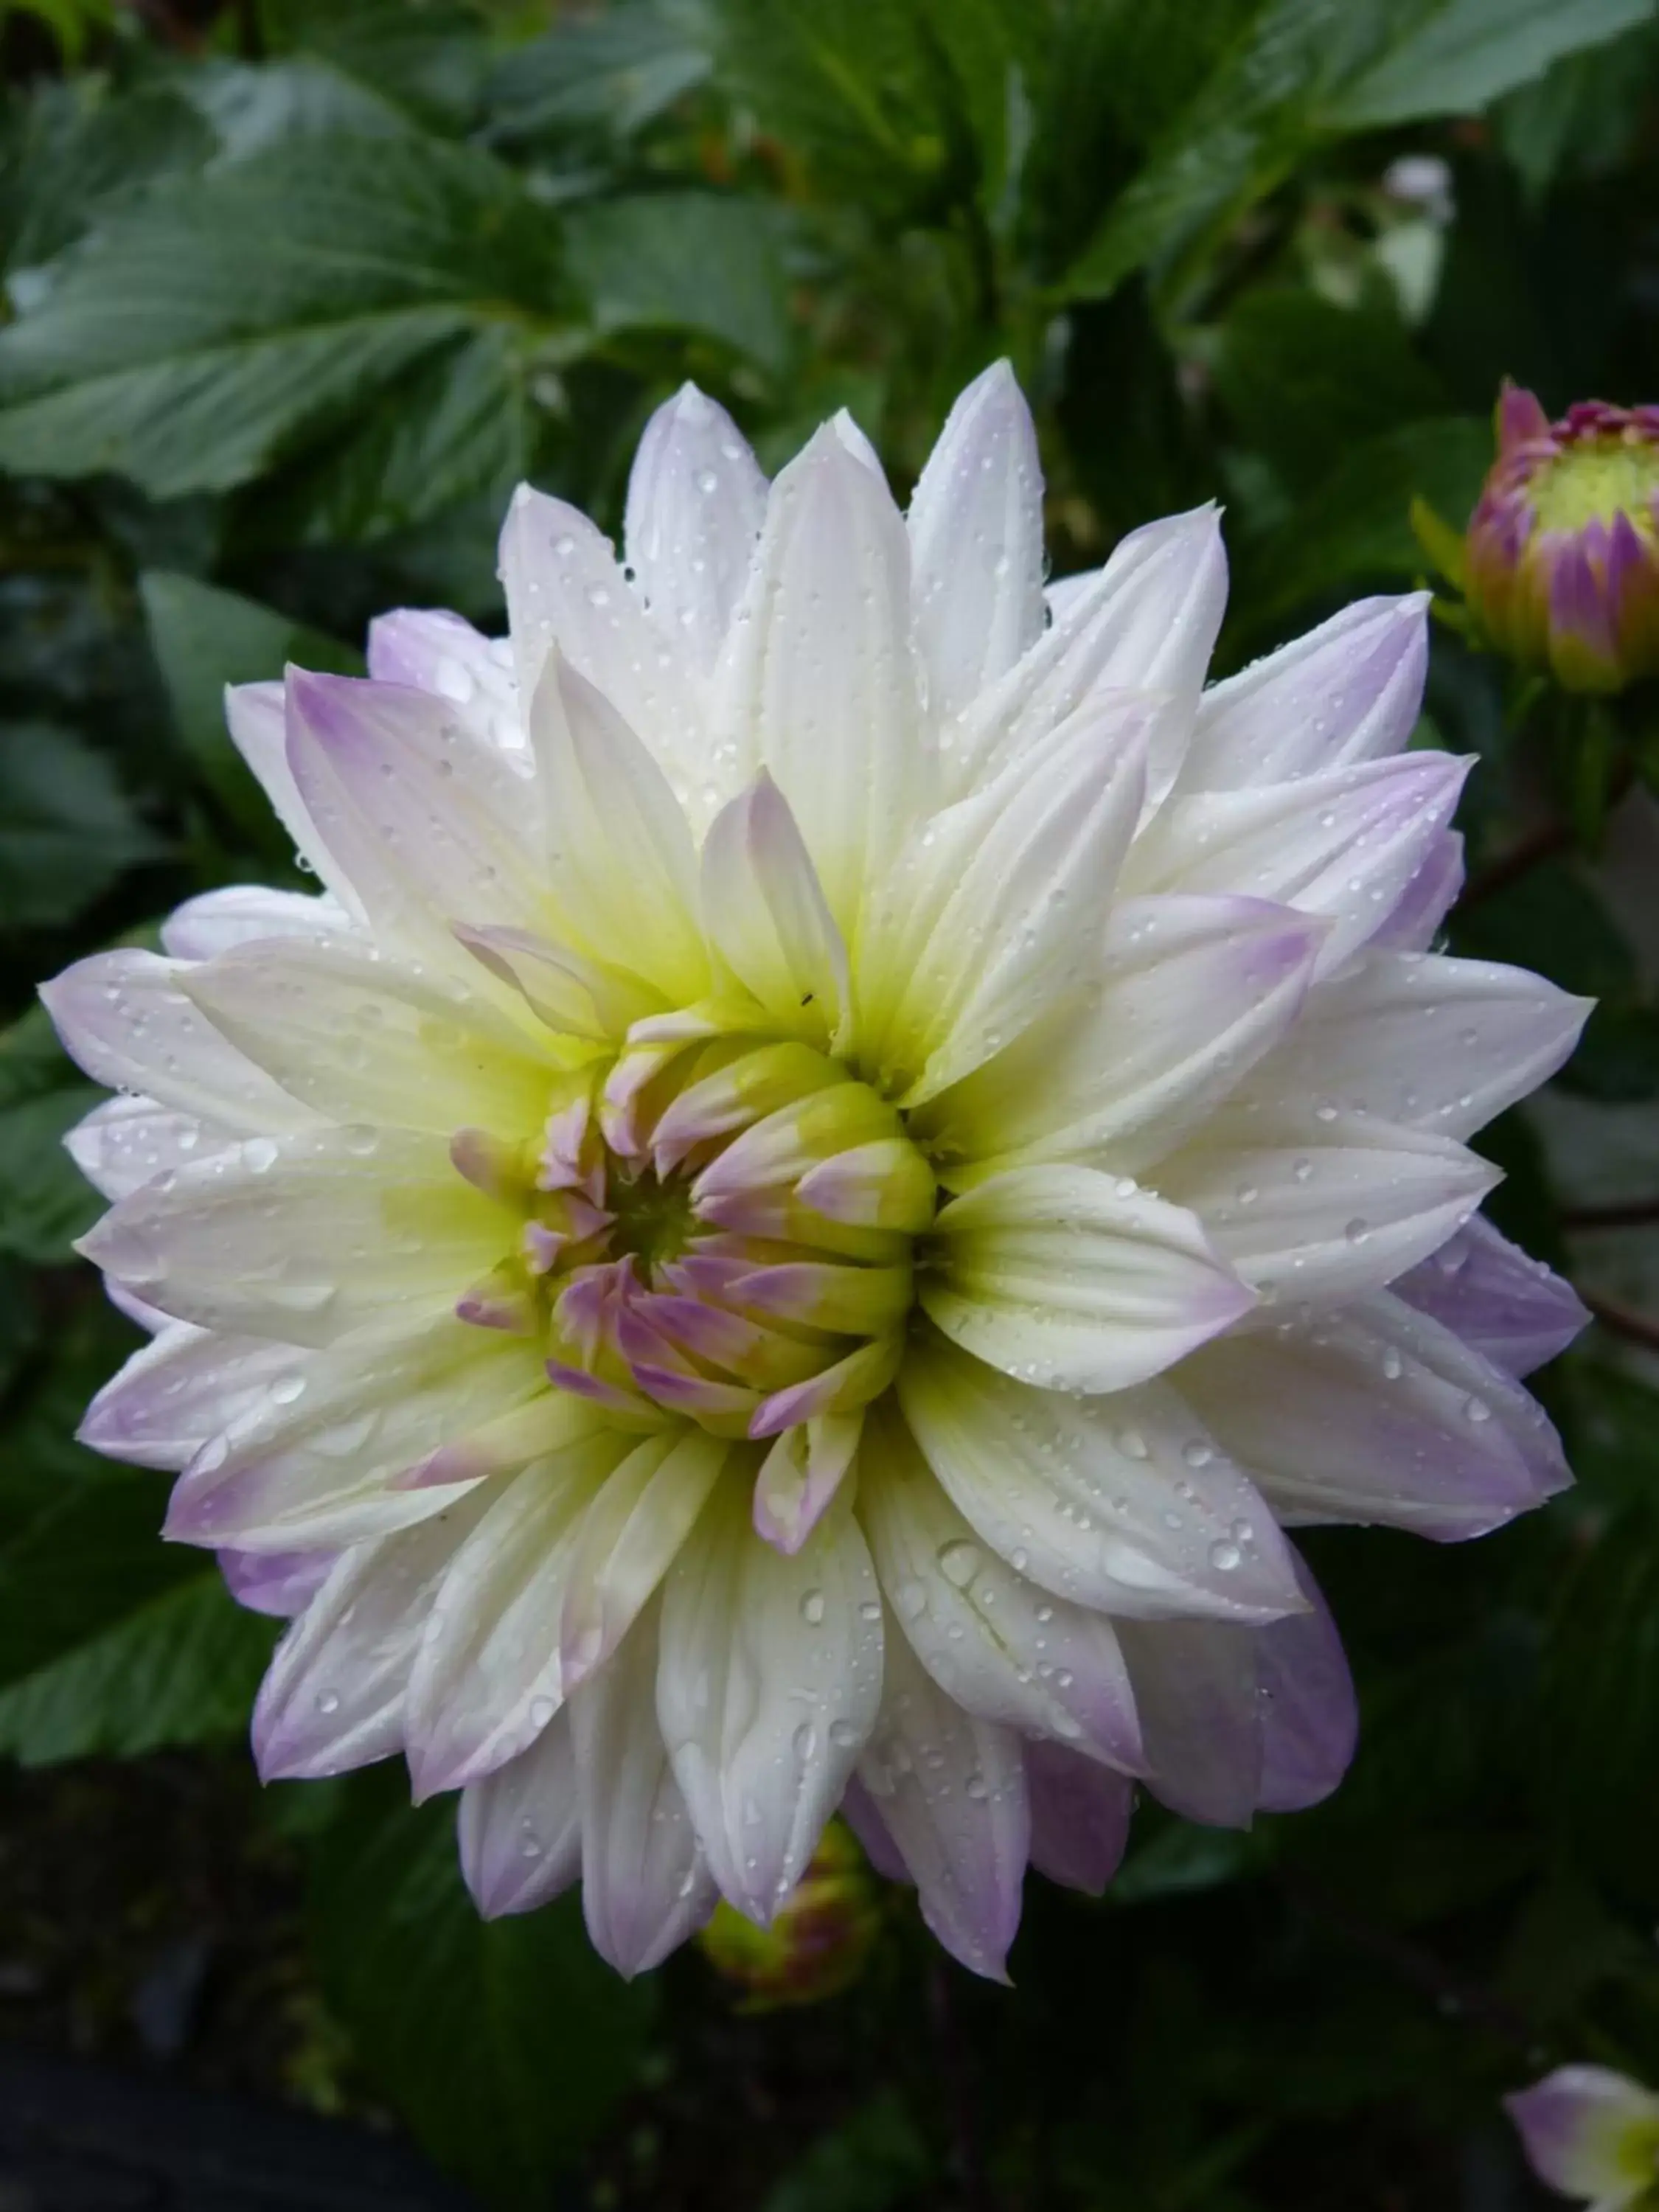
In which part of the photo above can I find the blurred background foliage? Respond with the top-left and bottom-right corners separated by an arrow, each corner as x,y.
2,0 -> 1659,2205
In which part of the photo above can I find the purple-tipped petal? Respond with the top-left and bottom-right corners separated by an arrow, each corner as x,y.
1024,1743 -> 1135,1895
1395,1217 -> 1590,1376
458,1708 -> 582,1919
1254,1552 -> 1357,1813
219,1545 -> 333,1619
854,1625 -> 1029,1981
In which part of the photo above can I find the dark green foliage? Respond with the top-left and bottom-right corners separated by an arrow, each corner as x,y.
2,1 -> 1659,2205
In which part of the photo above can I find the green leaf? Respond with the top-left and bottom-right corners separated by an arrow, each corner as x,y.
139,571 -> 361,848
266,322 -> 532,543
181,55 -> 417,162
1327,0 -> 1658,130
1056,0 -> 1399,304
1236,415 -> 1490,633
0,719 -> 164,930
0,78 -> 216,274
563,192 -> 794,375
707,0 -> 961,217
1543,1511 -> 1659,1900
761,2093 -> 934,2212
483,0 -> 712,144
1495,21 -> 1659,200
1205,290 -> 1445,496
0,132 -> 562,508
1112,1818 -> 1271,1905
260,0 -> 492,128
0,1568 -> 274,1764
0,1082 -> 102,1264
310,1776 -> 658,2206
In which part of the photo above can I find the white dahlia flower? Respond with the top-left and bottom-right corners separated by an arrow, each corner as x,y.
44,366 -> 1590,1980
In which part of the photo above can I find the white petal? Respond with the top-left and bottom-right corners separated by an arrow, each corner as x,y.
1155,1109 -> 1500,1307
624,383 -> 768,673
499,483 -> 704,793
559,1428 -> 730,1686
858,693 -> 1152,1105
252,1485 -> 500,1781
284,669 -> 547,975
1235,949 -> 1590,1140
529,654 -> 709,1003
916,895 -> 1324,1182
161,884 -> 350,959
700,773 -> 850,1046
860,1408 -> 1142,1770
715,424 -> 925,930
907,361 -> 1046,726
951,507 -> 1225,797
225,680 -> 358,907
571,1597 -> 717,1975
66,1096 -> 227,1203
1122,752 -> 1472,979
1177,1291 -> 1570,1538
366,608 -> 521,751
656,1482 -> 883,1923
458,1708 -> 582,1918
922,1165 -> 1253,1393
81,1321 -> 299,1471
403,1436 -> 630,1798
898,1330 -> 1305,1624
80,1126 -> 505,1346
1114,1615 -> 1262,1826
1180,594 -> 1429,793
163,1322 -> 556,1551
855,1622 -> 1028,1980
41,949 -> 316,1133
1506,2067 -> 1659,2202
181,936 -> 558,1136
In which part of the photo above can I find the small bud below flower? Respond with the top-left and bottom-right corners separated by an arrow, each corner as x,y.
697,1821 -> 880,2009
1465,380 -> 1659,692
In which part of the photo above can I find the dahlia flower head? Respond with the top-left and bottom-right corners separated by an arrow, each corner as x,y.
1508,2067 -> 1659,2210
45,365 -> 1590,1982
1467,380 -> 1659,694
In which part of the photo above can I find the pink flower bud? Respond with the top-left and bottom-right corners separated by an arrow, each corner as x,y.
1467,380 -> 1659,692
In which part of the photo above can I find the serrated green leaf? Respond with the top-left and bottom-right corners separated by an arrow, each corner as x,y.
0,1569 -> 274,1764
267,323 -> 531,543
1543,1512 -> 1659,1901
0,133 -> 562,506
0,719 -> 164,930
180,55 -> 417,161
1057,0 -> 1405,303
310,1776 -> 657,2207
0,77 -> 215,274
761,2093 -> 933,2212
1206,290 -> 1445,495
1235,415 -> 1490,633
1327,0 -> 1658,130
0,1083 -> 102,1263
261,0 -> 492,127
139,571 -> 360,848
483,0 -> 712,144
563,192 -> 793,374
707,0 -> 960,217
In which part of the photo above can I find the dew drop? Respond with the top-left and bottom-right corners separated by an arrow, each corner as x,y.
801,1588 -> 827,1625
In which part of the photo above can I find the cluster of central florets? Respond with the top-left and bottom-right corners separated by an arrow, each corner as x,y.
450,1020 -> 932,1487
